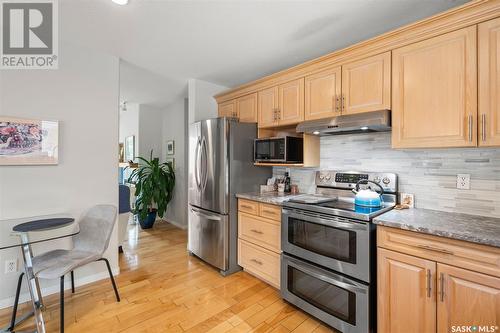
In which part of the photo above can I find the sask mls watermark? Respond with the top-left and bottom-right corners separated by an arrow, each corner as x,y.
0,0 -> 58,69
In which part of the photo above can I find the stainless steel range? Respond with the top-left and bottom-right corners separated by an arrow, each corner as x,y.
280,170 -> 398,333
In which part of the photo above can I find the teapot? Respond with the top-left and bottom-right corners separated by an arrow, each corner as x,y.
352,180 -> 384,207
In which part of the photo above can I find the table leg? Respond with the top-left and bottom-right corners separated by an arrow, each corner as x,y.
20,234 -> 45,333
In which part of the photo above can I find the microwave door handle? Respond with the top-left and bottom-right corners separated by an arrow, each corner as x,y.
283,209 -> 366,231
288,257 -> 367,294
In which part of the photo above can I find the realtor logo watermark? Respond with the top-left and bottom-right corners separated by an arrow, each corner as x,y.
0,0 -> 58,69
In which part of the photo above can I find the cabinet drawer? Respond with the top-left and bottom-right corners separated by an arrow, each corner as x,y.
238,239 -> 280,288
238,199 -> 259,215
238,212 -> 280,253
378,226 -> 500,278
259,203 -> 281,221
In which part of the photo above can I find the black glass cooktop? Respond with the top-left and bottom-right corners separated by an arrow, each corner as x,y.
315,200 -> 386,215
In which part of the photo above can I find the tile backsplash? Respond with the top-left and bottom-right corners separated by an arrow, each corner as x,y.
274,132 -> 500,218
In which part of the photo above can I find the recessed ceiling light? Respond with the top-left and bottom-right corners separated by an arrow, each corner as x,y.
112,0 -> 128,5
360,126 -> 369,131
313,131 -> 320,135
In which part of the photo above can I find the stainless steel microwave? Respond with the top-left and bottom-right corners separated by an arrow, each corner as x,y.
254,136 -> 303,163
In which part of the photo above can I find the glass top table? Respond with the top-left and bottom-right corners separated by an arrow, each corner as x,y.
0,216 -> 78,333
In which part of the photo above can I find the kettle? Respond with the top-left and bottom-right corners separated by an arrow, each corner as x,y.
352,180 -> 384,207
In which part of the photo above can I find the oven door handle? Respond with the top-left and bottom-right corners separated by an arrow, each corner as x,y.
282,208 -> 367,231
287,256 -> 368,294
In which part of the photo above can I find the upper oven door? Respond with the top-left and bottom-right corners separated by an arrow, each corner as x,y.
282,208 -> 371,282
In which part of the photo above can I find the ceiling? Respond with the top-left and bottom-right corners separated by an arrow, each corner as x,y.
60,0 -> 469,108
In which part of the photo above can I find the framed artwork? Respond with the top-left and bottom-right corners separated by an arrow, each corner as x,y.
119,143 -> 124,163
166,157 -> 175,169
166,140 -> 175,155
0,117 -> 59,165
124,136 -> 135,162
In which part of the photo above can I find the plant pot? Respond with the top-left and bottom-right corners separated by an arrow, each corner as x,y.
138,210 -> 157,229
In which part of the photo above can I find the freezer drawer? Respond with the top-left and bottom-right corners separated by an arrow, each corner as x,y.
188,205 -> 229,271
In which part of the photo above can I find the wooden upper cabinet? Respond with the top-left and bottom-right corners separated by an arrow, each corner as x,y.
342,52 -> 391,115
479,17 -> 500,147
378,248 -> 437,333
258,86 -> 279,128
278,78 -> 305,126
237,93 -> 258,123
305,67 -> 342,120
218,100 -> 236,118
392,26 -> 477,148
437,263 -> 500,333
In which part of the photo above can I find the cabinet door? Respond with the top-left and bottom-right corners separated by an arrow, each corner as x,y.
342,52 -> 391,115
218,100 -> 236,118
258,86 -> 279,128
378,248 -> 436,333
236,93 -> 258,123
479,17 -> 500,147
392,26 -> 477,148
278,78 -> 304,126
305,67 -> 342,120
437,263 -> 500,333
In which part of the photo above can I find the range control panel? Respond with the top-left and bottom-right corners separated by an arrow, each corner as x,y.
316,171 -> 398,193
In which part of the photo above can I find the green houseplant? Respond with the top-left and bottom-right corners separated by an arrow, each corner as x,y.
128,151 -> 175,229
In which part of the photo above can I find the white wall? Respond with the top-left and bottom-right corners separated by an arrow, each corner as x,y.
0,43 -> 120,308
162,98 -> 188,228
188,79 -> 228,123
138,104 -> 163,160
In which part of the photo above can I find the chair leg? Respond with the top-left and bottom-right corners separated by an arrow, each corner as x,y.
60,276 -> 64,333
9,272 -> 24,331
98,258 -> 120,302
70,271 -> 75,293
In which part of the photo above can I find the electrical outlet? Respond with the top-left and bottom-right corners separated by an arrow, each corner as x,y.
457,174 -> 471,190
4,259 -> 17,274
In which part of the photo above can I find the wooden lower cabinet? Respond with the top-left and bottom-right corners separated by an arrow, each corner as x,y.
378,226 -> 500,333
237,199 -> 282,288
378,248 -> 436,333
437,263 -> 500,333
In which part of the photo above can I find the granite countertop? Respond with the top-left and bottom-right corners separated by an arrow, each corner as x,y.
374,208 -> 500,248
236,192 -> 303,206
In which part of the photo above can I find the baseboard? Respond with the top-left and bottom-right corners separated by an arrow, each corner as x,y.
164,219 -> 187,230
0,266 -> 120,310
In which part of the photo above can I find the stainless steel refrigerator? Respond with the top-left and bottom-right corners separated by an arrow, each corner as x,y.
188,117 -> 271,275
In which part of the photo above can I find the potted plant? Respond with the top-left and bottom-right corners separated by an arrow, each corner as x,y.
128,150 -> 175,229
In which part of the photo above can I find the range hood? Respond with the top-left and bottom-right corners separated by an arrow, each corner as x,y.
296,110 -> 391,136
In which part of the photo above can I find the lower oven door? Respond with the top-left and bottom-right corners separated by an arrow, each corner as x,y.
282,208 -> 371,282
281,254 -> 371,333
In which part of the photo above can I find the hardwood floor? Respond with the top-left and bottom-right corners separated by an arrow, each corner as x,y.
0,221 -> 333,332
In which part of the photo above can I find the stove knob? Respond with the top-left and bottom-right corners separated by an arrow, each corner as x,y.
373,176 -> 381,184
382,177 -> 391,185
319,174 -> 325,181
325,174 -> 331,181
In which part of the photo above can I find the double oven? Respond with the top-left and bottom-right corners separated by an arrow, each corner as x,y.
280,171 -> 398,333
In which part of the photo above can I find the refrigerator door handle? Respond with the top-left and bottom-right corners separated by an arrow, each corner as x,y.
201,137 -> 209,191
190,207 -> 222,221
194,137 -> 201,189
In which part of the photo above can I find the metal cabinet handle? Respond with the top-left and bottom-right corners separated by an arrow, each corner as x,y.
439,273 -> 445,302
250,229 -> 263,234
240,205 -> 253,210
416,244 -> 454,255
426,269 -> 432,298
335,96 -> 340,113
262,209 -> 277,215
468,115 -> 473,142
277,109 -> 281,120
482,114 -> 487,142
342,95 -> 345,112
250,258 -> 263,265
